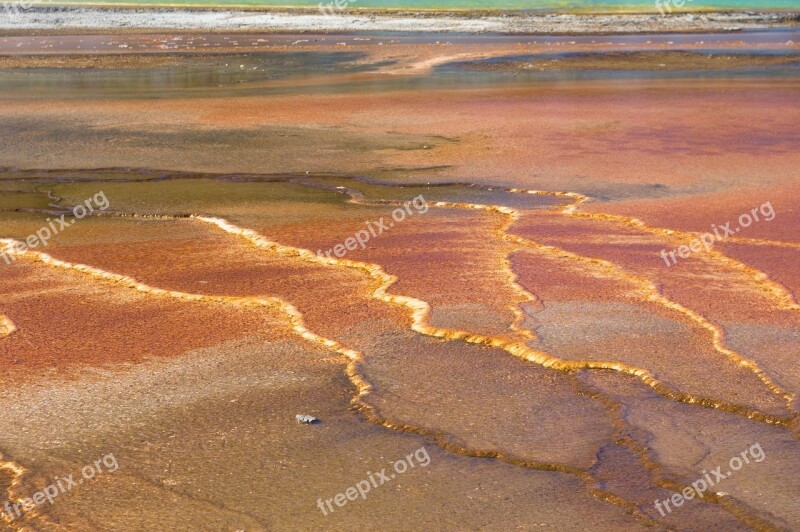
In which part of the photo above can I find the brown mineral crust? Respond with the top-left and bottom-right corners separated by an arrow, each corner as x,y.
0,257 -> 296,383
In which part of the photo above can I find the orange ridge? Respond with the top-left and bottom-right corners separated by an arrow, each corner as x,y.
545,191 -> 800,312
0,238 -> 659,528
724,237 -> 800,249
504,249 -> 542,344
508,234 -> 796,414
5,170 -> 795,525
0,451 -> 38,530
0,317 -> 34,530
319,176 -> 797,310
507,190 -> 798,410
191,216 -> 792,428
501,186 -> 798,311
188,213 -> 793,526
402,190 -> 795,414
289,183 -> 796,417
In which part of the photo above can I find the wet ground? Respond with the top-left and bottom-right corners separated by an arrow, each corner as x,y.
0,29 -> 798,531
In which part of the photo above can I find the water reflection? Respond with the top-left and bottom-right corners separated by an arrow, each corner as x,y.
0,51 -> 392,98
0,31 -> 798,100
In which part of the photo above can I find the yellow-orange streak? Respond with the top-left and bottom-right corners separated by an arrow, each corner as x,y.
724,237 -> 800,249
0,273 -> 37,529
412,200 -> 540,343
290,179 -> 542,343
500,190 -> 796,411
314,189 -> 795,416
192,217 -> 790,427
504,249 -> 540,344
0,238 -> 372,407
508,234 -> 796,412
6,173 -> 793,526
191,211 -> 789,525
0,238 -> 658,527
426,201 -> 541,342
18,175 -> 799,527
537,190 -> 800,312
0,451 -> 37,530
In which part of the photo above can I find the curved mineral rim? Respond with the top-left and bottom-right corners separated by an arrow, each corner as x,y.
0,236 -> 664,527
0,172 -> 796,529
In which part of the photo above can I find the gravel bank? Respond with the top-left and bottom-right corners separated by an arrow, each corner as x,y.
1,6 -> 798,33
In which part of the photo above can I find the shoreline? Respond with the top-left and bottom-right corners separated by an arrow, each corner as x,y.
1,6 -> 799,33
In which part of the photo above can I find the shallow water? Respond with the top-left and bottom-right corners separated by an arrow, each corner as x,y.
0,30 -> 797,99
0,51 -> 394,98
